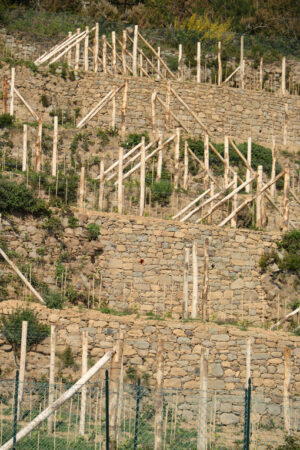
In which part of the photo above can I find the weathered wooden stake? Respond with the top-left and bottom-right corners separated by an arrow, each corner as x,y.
121,80 -> 128,139
47,325 -> 56,433
22,124 -> 27,172
197,42 -> 201,83
283,103 -> 288,146
122,30 -> 127,74
132,25 -> 138,76
204,134 -> 209,190
156,132 -> 163,180
202,238 -> 209,322
35,116 -> 42,172
154,339 -> 164,450
283,347 -> 291,434
256,165 -> 263,228
259,57 -> 263,90
99,161 -> 104,211
178,44 -> 182,80
94,23 -> 99,73
174,128 -> 180,189
217,41 -> 222,86
157,47 -> 161,79
17,320 -> 28,419
197,348 -> 209,450
192,241 -> 198,319
271,137 -> 276,198
112,31 -> 117,74
79,330 -> 88,435
283,166 -> 290,231
224,135 -> 229,186
67,32 -> 72,67
231,172 -> 238,228
9,67 -> 15,116
102,35 -> 107,74
183,248 -> 189,319
110,333 -> 124,440
240,35 -> 244,89
246,137 -> 252,193
52,116 -> 58,177
112,96 -> 116,130
139,137 -> 146,216
183,141 -> 188,190
165,81 -> 171,131
84,26 -> 89,72
3,75 -> 7,113
282,56 -> 286,95
151,90 -> 157,133
79,166 -> 85,208
75,28 -> 80,71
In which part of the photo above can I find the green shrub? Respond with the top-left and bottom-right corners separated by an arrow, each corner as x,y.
68,215 -> 79,228
42,216 -> 63,237
0,308 -> 49,355
276,435 -> 300,449
87,223 -> 100,241
58,346 -> 77,369
121,132 -> 149,149
0,113 -> 14,128
259,230 -> 300,275
277,230 -> 300,254
150,179 -> 173,206
44,292 -> 65,309
40,94 -> 51,108
0,178 -> 50,217
96,129 -> 110,146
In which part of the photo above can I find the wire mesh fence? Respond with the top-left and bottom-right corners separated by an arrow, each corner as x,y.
0,373 -> 299,449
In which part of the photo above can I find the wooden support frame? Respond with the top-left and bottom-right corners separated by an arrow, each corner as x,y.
79,330 -> 88,435
118,147 -> 123,214
256,165 -> 263,228
196,42 -> 201,83
139,137 -> 146,216
94,23 -> 99,73
183,248 -> 189,319
52,116 -> 58,177
246,137 -> 251,193
121,80 -> 128,139
22,124 -> 27,172
47,325 -> 56,433
156,133 -> 163,181
138,31 -> 176,79
240,35 -> 244,89
156,94 -> 188,132
75,28 -> 80,71
187,147 -> 219,188
173,188 -> 210,221
217,41 -> 222,86
122,30 -> 127,74
183,141 -> 188,190
191,241 -> 198,319
231,172 -> 238,228
270,137 -> 276,198
174,128 -> 180,189
102,35 -> 107,74
222,65 -> 240,86
224,135 -> 229,186
132,25 -> 138,76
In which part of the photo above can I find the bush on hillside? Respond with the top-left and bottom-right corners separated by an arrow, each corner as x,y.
0,113 -> 14,128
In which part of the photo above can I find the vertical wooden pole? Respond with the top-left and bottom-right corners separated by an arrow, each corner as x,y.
246,137 -> 252,193
283,347 -> 291,434
75,28 -> 80,71
202,238 -> 209,322
283,103 -> 288,146
132,25 -> 138,76
183,248 -> 189,319
118,147 -> 123,214
122,30 -> 127,75
94,23 -> 99,73
9,67 -> 15,116
52,116 -> 58,177
79,330 -> 88,435
231,172 -> 238,228
139,137 -> 146,216
174,128 -> 180,189
84,26 -> 89,72
256,165 -> 263,228
22,124 -> 27,172
157,47 -> 161,79
240,35 -> 244,89
246,337 -> 251,387
183,141 -> 188,190
67,31 -> 72,67
191,241 -> 198,319
3,75 -> 7,114
208,182 -> 215,225
139,54 -> 143,77
112,31 -> 117,74
151,90 -> 157,134
259,57 -> 263,90
283,166 -> 290,232
121,80 -> 128,139
110,333 -> 124,440
111,96 -> 116,130
47,325 -> 56,433
156,132 -> 163,181
217,41 -> 222,86
154,339 -> 164,450
197,42 -> 201,83
197,348 -> 208,450
99,161 -> 104,211
165,81 -> 170,131
204,134 -> 209,190
17,320 -> 28,419
35,117 -> 42,172
79,166 -> 85,208
281,56 -> 286,95
102,35 -> 107,74
178,44 -> 182,80
270,137 -> 276,198
224,135 -> 229,186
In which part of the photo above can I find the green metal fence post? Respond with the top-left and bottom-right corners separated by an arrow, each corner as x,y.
134,378 -> 141,450
105,369 -> 109,450
13,369 -> 19,449
243,377 -> 251,450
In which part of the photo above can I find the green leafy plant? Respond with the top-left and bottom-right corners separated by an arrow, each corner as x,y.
0,308 -> 49,355
121,131 -> 149,149
150,179 -> 173,206
42,216 -> 63,237
68,215 -> 79,228
40,94 -> 51,108
276,435 -> 300,449
57,346 -> 77,369
44,292 -> 65,309
87,223 -> 100,241
0,113 -> 14,128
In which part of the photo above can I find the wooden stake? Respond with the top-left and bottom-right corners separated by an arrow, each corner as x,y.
183,141 -> 188,190
94,23 -> 99,73
217,41 -> 222,86
154,339 -> 164,450
192,241 -> 198,319
178,44 -> 182,80
47,325 -> 56,433
283,347 -> 291,434
283,166 -> 290,231
256,165 -> 263,228
240,35 -> 244,89
197,42 -> 201,83
183,247 -> 190,319
224,135 -> 229,186
282,56 -> 286,95
79,330 -> 88,435
271,137 -> 276,198
112,31 -> 117,74
246,137 -> 252,193
132,25 -> 138,76
67,31 -> 72,67
102,35 -> 107,74
197,348 -> 209,450
99,161 -> 104,211
174,128 -> 180,189
9,67 -> 15,116
204,134 -> 209,190
156,132 -> 163,181
79,166 -> 85,208
139,137 -> 146,216
112,96 -> 116,130
121,80 -> 128,139
202,238 -> 209,322
35,117 -> 42,173
3,75 -> 7,114
110,333 -> 124,440
165,81 -> 170,131
157,47 -> 161,79
122,30 -> 127,74
231,172 -> 238,228
84,26 -> 89,72
283,103 -> 288,146
22,124 -> 27,172
118,147 -> 123,214
138,32 -> 176,79
259,57 -> 263,90
151,90 -> 157,134
17,320 -> 28,419
52,116 -> 58,177
75,28 -> 80,71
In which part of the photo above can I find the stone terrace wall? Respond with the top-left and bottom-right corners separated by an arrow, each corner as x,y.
2,209 -> 280,324
1,66 -> 299,149
0,301 -> 299,425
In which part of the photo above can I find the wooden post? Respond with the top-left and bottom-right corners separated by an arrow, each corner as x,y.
283,166 -> 290,231
22,124 -> 27,172
240,35 -> 244,89
3,75 -> 7,113
98,161 -> 104,211
79,166 -> 85,208
122,30 -> 127,75
151,90 -> 157,133
270,137 -> 276,198
67,32 -> 72,67
112,31 -> 117,74
246,137 -> 251,193
281,56 -> 286,95
102,35 -> 107,74
154,339 -> 164,450
121,80 -> 128,139
112,96 -> 116,130
117,147 -> 124,214
183,248 -> 189,319
47,325 -> 56,433
192,241 -> 198,319
110,333 -> 124,440
17,321 -> 28,419
79,330 -> 88,435
178,44 -> 182,80
283,103 -> 288,146
174,128 -> 180,189
35,117 -> 42,172
217,41 -> 222,86
52,116 -> 58,177
139,137 -> 146,216
202,238 -> 209,322
165,81 -> 170,131
84,26 -> 89,72
231,172 -> 238,228
208,182 -> 215,225
224,135 -> 229,186
256,165 -> 263,228
75,28 -> 80,71
283,347 -> 291,434
156,132 -> 163,181
132,25 -> 138,76
183,141 -> 188,190
259,57 -> 263,90
246,337 -> 251,387
94,23 -> 99,73
197,348 -> 208,450
197,42 -> 201,83
9,67 -> 15,116
204,134 -> 209,190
